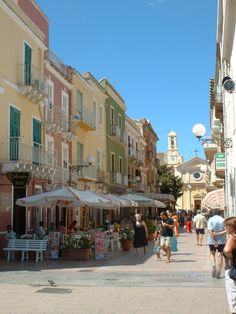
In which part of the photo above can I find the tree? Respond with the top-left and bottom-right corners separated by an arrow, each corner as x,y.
156,165 -> 183,203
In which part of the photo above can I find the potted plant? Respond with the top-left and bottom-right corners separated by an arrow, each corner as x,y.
62,233 -> 92,260
146,220 -> 155,241
120,227 -> 134,251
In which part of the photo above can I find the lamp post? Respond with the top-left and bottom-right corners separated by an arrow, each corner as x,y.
192,123 -> 232,148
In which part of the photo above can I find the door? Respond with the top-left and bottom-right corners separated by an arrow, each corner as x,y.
24,42 -> 32,85
77,90 -> 83,116
77,142 -> 84,176
33,118 -> 42,164
13,187 -> 26,236
10,106 -> 20,160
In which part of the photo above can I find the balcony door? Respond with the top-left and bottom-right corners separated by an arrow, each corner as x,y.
10,106 -> 20,160
24,42 -> 32,85
33,118 -> 42,164
77,142 -> 84,176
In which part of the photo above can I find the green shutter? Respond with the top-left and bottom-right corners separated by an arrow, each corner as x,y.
77,90 -> 83,113
10,107 -> 20,160
76,142 -> 83,175
24,42 -> 32,85
33,118 -> 41,164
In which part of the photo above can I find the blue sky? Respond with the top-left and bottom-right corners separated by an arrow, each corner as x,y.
37,0 -> 217,161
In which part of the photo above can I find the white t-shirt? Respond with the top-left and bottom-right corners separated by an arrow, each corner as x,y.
193,214 -> 207,229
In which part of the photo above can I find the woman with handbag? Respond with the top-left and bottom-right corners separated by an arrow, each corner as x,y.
223,217 -> 236,314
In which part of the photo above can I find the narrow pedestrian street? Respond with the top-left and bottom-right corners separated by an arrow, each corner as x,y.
0,231 -> 230,314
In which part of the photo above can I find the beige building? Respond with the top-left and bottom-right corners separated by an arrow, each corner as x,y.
70,70 -> 107,192
125,116 -> 146,193
175,157 -> 209,211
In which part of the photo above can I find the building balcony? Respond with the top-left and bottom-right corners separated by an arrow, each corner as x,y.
47,50 -> 71,80
109,125 -> 127,145
0,137 -> 55,179
73,107 -> 96,131
17,64 -> 47,104
96,169 -> 109,183
147,151 -> 154,160
44,104 -> 75,140
72,164 -> 97,182
110,172 -> 127,185
203,142 -> 218,161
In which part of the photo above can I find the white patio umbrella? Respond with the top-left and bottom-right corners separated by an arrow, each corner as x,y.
119,193 -> 166,208
103,193 -> 138,207
16,186 -> 117,209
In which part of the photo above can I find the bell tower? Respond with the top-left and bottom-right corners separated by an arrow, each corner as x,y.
167,131 -> 183,167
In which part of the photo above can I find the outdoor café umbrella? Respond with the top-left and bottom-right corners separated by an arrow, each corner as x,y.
119,193 -> 166,208
16,186 -> 118,209
102,193 -> 138,207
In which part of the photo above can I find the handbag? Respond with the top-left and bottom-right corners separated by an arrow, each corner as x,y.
229,266 -> 236,280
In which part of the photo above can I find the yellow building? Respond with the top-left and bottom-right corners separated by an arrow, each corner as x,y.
0,0 -> 50,235
175,157 -> 209,211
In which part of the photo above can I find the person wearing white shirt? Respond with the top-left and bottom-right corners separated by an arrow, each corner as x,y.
5,225 -> 16,241
193,209 -> 207,246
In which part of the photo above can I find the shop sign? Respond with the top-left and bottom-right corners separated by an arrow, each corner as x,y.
6,172 -> 31,187
215,153 -> 226,170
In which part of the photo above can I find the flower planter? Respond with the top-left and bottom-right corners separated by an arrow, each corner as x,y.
62,248 -> 91,261
121,240 -> 132,251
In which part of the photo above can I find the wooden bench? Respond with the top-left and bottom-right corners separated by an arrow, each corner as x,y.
4,239 -> 48,262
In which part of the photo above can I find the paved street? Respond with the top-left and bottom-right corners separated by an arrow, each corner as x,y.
0,231 -> 230,314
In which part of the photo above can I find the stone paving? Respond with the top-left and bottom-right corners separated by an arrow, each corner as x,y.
0,231 -> 230,314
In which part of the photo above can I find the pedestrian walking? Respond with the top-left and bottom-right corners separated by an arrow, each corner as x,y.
208,207 -> 227,279
185,213 -> 192,233
223,217 -> 236,314
160,211 -> 174,263
133,213 -> 148,255
153,230 -> 161,260
167,209 -> 178,252
193,209 -> 207,246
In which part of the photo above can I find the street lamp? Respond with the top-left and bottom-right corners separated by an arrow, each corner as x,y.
192,123 -> 232,148
71,155 -> 95,172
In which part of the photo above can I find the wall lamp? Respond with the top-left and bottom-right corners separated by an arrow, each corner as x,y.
222,76 -> 235,93
192,123 -> 232,148
71,155 -> 95,172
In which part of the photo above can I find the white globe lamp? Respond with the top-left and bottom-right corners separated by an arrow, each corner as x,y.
192,124 -> 206,139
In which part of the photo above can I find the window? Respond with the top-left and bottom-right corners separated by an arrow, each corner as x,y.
77,90 -> 83,114
111,107 -> 115,125
111,152 -> 115,172
171,137 -> 175,149
10,106 -> 21,160
62,142 -> 69,181
93,100 -> 97,127
119,157 -> 122,173
24,42 -> 32,85
62,91 -> 69,130
99,106 -> 103,135
97,149 -> 103,170
193,171 -> 201,181
118,114 -> 122,129
45,79 -> 54,123
33,118 -> 42,164
46,135 -> 54,167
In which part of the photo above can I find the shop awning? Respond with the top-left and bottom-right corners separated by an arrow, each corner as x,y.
137,192 -> 175,203
120,193 -> 166,208
202,188 -> 225,211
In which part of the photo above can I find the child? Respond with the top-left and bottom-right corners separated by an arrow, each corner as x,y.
153,230 -> 161,260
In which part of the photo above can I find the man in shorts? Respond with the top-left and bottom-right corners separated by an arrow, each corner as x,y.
207,208 -> 227,279
160,211 -> 174,263
193,209 -> 207,246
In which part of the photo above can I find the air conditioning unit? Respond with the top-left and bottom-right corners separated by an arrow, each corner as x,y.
212,119 -> 222,135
